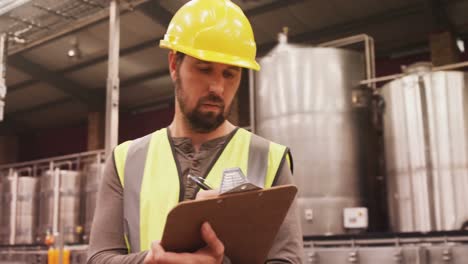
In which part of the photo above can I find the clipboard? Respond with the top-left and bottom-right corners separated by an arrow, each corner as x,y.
160,184 -> 298,264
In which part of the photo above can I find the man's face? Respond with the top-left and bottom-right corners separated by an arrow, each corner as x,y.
170,53 -> 242,133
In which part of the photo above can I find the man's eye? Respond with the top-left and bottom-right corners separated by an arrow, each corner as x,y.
199,67 -> 211,73
223,71 -> 235,79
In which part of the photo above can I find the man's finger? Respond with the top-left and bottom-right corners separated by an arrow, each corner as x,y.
196,189 -> 219,200
151,240 -> 166,259
201,222 -> 224,257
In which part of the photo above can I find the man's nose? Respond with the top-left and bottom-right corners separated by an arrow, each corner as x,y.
208,74 -> 225,95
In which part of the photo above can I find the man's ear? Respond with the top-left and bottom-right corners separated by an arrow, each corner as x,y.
168,51 -> 178,81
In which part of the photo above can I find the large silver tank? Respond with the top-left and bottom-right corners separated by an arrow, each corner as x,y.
254,42 -> 369,235
82,163 -> 104,243
38,170 -> 82,244
382,66 -> 468,232
0,175 -> 39,245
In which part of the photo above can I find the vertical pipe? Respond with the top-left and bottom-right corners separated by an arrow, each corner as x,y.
0,33 -> 7,121
9,171 -> 18,245
105,0 -> 121,157
52,167 -> 60,236
369,38 -> 376,90
364,36 -> 371,88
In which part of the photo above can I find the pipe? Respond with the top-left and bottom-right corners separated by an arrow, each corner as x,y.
318,34 -> 376,90
9,171 -> 18,245
105,0 -> 121,157
52,168 -> 60,244
0,33 -> 7,121
433,60 -> 468,71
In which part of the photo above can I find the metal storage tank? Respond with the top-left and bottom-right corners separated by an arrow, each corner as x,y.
0,174 -> 39,245
38,169 -> 82,244
82,163 -> 104,243
382,64 -> 468,232
254,38 -> 371,235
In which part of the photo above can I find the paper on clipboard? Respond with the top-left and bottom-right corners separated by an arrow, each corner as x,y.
219,167 -> 261,195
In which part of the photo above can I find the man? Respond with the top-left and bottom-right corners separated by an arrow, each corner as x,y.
87,0 -> 303,263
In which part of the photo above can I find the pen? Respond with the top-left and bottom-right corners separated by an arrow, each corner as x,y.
188,175 -> 212,190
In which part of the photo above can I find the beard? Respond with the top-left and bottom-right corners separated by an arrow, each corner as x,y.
175,77 -> 230,133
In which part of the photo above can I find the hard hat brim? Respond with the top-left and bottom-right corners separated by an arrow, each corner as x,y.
160,40 -> 261,71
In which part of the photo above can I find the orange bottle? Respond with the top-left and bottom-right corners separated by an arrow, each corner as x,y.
62,248 -> 70,264
47,248 -> 58,264
47,247 -> 70,264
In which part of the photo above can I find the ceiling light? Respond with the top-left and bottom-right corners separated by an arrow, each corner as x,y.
67,36 -> 82,60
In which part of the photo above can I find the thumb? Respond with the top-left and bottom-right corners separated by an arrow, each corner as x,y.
149,240 -> 165,259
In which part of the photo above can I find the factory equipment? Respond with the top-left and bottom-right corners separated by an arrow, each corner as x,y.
82,162 -> 104,243
0,244 -> 89,264
0,170 -> 39,245
253,33 -> 378,235
303,233 -> 468,264
38,168 -> 82,244
382,63 -> 468,232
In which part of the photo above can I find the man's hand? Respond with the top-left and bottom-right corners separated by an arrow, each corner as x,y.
196,189 -> 219,200
144,222 -> 224,264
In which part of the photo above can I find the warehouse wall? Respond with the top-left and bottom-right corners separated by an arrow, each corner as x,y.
18,123 -> 87,161
17,106 -> 174,161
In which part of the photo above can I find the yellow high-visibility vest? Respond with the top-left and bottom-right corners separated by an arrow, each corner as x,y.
113,128 -> 291,253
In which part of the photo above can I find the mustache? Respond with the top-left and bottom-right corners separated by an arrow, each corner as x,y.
198,93 -> 225,107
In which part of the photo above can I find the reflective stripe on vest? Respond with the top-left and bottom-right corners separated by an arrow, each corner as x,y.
113,128 -> 289,253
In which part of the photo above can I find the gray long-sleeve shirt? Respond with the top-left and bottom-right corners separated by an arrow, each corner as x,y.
87,129 -> 304,263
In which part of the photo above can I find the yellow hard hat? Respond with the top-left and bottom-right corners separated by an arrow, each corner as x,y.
160,0 -> 260,71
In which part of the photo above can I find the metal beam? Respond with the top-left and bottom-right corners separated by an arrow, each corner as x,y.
8,55 -> 102,108
138,0 -> 173,27
105,0 -> 120,157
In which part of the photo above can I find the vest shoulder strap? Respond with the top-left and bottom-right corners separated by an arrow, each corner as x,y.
114,140 -> 132,187
247,131 -> 290,188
